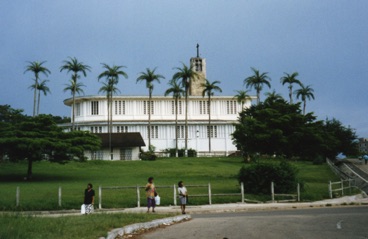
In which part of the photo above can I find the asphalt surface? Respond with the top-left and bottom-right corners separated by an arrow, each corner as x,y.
139,206 -> 368,239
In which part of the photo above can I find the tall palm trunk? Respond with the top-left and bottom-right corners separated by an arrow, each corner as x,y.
71,75 -> 77,131
33,74 -> 39,117
184,84 -> 189,157
289,86 -> 293,104
208,95 -> 212,153
175,97 -> 179,157
148,89 -> 152,150
37,89 -> 41,115
256,89 -> 260,105
109,94 -> 113,160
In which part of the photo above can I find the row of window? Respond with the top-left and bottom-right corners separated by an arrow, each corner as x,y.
89,125 -> 218,138
75,100 -> 240,116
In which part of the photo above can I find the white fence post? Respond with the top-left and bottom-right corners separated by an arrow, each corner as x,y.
241,182 -> 245,203
58,186 -> 62,207
173,184 -> 177,206
271,182 -> 275,202
137,185 -> 140,208
16,186 -> 20,207
297,183 -> 300,202
329,181 -> 332,198
341,179 -> 344,196
208,183 -> 212,205
99,186 -> 102,209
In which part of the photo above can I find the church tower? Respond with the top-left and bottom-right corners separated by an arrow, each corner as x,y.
189,44 -> 206,96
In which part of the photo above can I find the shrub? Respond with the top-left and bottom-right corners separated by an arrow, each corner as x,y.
238,161 -> 301,194
140,152 -> 157,161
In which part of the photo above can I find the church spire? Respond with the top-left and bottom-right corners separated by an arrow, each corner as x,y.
196,43 -> 199,58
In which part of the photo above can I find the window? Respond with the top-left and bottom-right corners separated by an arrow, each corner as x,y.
114,100 -> 125,115
117,126 -> 128,133
148,125 -> 158,138
177,125 -> 185,138
75,103 -> 81,116
171,101 -> 182,114
199,101 -> 209,114
91,151 -> 103,160
90,126 -> 102,133
195,59 -> 202,72
120,148 -> 132,160
227,100 -> 237,114
91,101 -> 99,115
143,101 -> 154,115
207,125 -> 218,138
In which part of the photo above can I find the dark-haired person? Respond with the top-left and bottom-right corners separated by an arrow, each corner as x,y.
83,183 -> 95,214
178,181 -> 188,214
145,177 -> 156,213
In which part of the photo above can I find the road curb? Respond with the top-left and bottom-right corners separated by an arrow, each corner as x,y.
103,214 -> 191,239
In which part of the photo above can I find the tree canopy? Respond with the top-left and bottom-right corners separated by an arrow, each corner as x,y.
0,105 -> 101,179
232,95 -> 358,161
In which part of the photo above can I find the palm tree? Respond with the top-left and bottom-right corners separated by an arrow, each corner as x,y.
60,57 -> 91,131
164,79 -> 185,157
264,90 -> 284,103
295,84 -> 315,115
24,61 -> 51,117
63,78 -> 85,108
29,79 -> 51,115
172,63 -> 200,156
280,72 -> 302,104
202,80 -> 222,153
98,64 -> 128,160
136,68 -> 165,150
234,90 -> 252,109
244,67 -> 271,105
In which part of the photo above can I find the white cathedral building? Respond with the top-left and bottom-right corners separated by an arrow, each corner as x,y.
62,53 -> 254,160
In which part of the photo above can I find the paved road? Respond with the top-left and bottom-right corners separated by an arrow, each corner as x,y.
139,206 -> 368,239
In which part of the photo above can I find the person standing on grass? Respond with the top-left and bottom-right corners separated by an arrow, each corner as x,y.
145,177 -> 156,213
178,181 -> 188,214
84,183 -> 95,214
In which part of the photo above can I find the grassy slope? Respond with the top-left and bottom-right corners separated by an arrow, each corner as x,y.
0,157 -> 340,210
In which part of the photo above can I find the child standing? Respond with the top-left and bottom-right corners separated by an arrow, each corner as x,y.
178,181 -> 188,214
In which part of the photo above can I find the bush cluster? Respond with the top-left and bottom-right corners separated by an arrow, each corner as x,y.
238,161 -> 302,194
165,148 -> 197,157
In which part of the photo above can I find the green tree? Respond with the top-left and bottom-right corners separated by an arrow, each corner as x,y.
202,80 -> 222,153
136,68 -> 165,150
321,118 -> 358,160
244,67 -> 271,105
24,61 -> 51,117
60,57 -> 91,131
295,84 -> 315,115
280,72 -> 302,104
0,112 -> 100,179
29,79 -> 51,115
234,90 -> 252,109
164,79 -> 185,157
232,94 -> 321,160
172,63 -> 200,156
98,64 -> 128,159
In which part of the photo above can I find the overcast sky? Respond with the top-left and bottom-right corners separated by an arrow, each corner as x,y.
1,1 -> 367,137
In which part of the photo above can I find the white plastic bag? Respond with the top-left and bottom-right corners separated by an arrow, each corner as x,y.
155,195 -> 160,205
81,204 -> 86,214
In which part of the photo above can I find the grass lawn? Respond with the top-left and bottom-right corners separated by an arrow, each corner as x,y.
0,212 -> 172,239
0,157 -> 342,211
0,157 -> 350,239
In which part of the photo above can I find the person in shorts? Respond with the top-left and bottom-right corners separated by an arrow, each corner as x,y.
145,177 -> 156,213
178,181 -> 188,214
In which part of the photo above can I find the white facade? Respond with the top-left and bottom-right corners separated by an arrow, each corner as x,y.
63,95 -> 252,156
